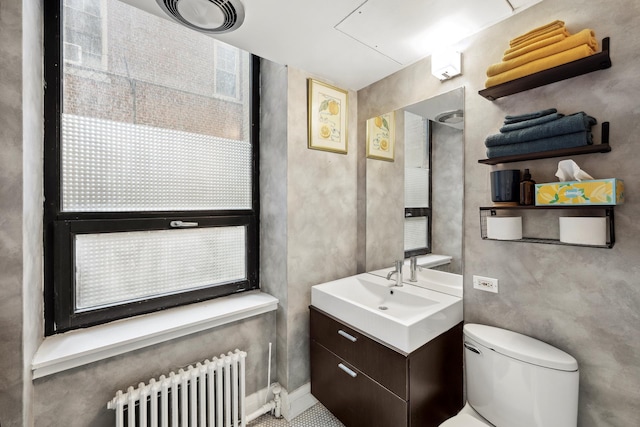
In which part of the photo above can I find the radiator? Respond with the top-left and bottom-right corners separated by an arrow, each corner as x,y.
107,349 -> 247,427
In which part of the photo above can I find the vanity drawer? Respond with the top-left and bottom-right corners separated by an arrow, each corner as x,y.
310,340 -> 408,427
310,306 -> 408,399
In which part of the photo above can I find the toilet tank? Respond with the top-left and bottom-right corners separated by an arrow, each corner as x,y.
464,324 -> 579,427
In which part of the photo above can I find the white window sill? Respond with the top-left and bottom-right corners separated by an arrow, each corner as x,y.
32,291 -> 278,379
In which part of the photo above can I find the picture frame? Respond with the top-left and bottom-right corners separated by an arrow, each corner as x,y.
307,79 -> 348,154
366,112 -> 395,161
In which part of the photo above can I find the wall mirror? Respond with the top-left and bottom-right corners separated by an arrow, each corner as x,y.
365,87 -> 464,275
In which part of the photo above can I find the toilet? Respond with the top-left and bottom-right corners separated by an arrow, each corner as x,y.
441,323 -> 579,427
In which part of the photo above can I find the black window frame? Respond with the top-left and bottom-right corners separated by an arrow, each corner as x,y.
404,118 -> 432,259
43,0 -> 260,335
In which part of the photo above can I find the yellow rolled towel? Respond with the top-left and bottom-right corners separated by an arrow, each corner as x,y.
503,29 -> 570,60
485,44 -> 595,88
487,29 -> 597,77
510,20 -> 565,47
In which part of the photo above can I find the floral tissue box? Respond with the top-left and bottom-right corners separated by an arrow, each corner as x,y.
535,178 -> 624,205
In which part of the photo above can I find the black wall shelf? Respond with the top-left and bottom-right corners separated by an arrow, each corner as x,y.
478,122 -> 610,165
479,37 -> 612,101
479,205 -> 615,248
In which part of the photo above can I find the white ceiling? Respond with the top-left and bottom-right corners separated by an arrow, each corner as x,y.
121,0 -> 543,90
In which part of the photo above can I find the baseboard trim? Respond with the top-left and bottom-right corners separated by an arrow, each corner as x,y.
281,382 -> 318,421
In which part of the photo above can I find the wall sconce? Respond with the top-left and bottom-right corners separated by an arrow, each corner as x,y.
431,50 -> 462,81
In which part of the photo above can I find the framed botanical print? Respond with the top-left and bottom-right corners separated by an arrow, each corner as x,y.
307,79 -> 348,154
366,112 -> 395,161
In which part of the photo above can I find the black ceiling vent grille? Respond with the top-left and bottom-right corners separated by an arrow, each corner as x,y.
157,0 -> 245,34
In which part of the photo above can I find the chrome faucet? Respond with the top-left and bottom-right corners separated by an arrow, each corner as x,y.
409,256 -> 422,282
386,260 -> 404,287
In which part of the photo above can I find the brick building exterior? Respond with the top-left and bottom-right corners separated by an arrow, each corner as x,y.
63,0 -> 250,140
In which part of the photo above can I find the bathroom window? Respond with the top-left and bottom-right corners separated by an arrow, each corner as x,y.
404,112 -> 432,257
44,0 -> 259,334
215,42 -> 241,100
63,0 -> 107,70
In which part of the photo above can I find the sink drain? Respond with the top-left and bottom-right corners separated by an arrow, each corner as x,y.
378,306 -> 388,311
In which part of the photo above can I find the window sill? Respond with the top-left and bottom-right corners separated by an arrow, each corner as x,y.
32,291 -> 278,379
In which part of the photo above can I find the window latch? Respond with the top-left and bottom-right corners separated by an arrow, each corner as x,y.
170,220 -> 199,228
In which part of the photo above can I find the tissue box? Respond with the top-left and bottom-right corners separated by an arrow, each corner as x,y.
535,178 -> 624,206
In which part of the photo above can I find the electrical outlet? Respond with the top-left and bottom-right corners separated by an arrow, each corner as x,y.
473,275 -> 499,293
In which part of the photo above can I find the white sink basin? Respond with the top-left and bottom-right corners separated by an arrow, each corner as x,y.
311,273 -> 462,353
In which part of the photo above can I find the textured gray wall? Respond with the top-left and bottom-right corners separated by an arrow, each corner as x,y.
359,1 -> 640,425
431,122 -> 464,274
0,0 -> 25,425
365,112 -> 405,271
284,67 -> 359,391
259,59 -> 289,393
462,2 -> 640,425
260,63 -> 360,392
23,1 -> 44,426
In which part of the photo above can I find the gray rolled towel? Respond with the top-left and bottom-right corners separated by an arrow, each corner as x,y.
486,112 -> 596,147
503,108 -> 558,124
486,131 -> 592,158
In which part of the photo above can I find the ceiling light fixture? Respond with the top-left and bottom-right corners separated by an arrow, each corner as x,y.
431,50 -> 462,81
156,0 -> 245,33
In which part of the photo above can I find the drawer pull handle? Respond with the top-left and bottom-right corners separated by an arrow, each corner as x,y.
337,330 -> 357,342
338,363 -> 357,378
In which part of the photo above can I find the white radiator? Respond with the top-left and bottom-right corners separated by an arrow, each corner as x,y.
107,349 -> 247,427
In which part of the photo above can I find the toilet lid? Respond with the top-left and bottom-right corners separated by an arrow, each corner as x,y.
440,413 -> 490,427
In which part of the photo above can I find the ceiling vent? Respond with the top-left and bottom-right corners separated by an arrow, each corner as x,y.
156,0 -> 245,33
435,110 -> 464,125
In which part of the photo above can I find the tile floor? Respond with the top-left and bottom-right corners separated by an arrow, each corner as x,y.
248,403 -> 345,427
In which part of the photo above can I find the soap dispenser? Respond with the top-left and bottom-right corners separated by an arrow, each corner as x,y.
519,169 -> 535,205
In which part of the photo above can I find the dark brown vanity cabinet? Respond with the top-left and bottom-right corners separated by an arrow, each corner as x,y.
310,306 -> 463,427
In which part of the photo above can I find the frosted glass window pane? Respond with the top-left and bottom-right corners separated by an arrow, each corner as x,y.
404,111 -> 429,208
62,114 -> 252,211
404,217 -> 428,251
75,227 -> 246,311
405,167 -> 429,208
404,112 -> 429,168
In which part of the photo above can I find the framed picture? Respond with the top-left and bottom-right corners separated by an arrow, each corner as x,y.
307,79 -> 348,154
366,112 -> 395,161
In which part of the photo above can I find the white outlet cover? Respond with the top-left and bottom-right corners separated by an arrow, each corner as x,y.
473,275 -> 499,293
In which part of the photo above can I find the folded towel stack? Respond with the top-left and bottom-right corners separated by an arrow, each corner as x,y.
485,21 -> 598,88
484,109 -> 597,158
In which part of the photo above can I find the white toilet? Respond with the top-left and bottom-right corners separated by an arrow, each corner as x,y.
441,323 -> 579,427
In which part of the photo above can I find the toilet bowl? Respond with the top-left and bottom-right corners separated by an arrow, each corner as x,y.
439,324 -> 579,427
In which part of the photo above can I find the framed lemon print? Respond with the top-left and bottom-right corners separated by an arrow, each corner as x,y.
307,79 -> 348,154
366,112 -> 395,161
